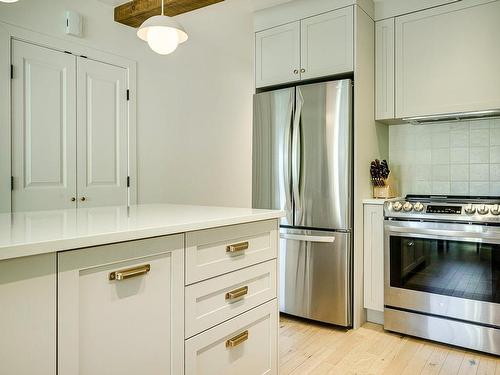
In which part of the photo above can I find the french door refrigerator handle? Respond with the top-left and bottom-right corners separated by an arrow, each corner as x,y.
292,88 -> 304,224
280,233 -> 336,243
283,92 -> 294,224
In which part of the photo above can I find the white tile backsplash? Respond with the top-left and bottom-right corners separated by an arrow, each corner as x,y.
389,119 -> 500,196
469,147 -> 489,164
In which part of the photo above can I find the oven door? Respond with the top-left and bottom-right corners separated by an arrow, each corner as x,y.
385,220 -> 500,327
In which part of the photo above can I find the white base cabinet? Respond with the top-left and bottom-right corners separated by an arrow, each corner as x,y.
363,203 -> 385,312
58,235 -> 185,375
0,219 -> 279,375
185,300 -> 278,375
0,254 -> 56,375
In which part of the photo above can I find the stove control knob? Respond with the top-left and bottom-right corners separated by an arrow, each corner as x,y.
413,202 -> 424,212
403,202 -> 413,212
464,204 -> 476,215
491,204 -> 500,215
477,205 -> 489,215
392,202 -> 403,212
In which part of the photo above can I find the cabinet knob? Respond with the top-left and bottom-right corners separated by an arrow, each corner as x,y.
293,69 -> 299,74
80,197 -> 86,202
300,68 -> 306,73
71,197 -> 76,202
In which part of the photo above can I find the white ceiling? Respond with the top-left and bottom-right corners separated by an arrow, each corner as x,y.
96,0 -> 294,11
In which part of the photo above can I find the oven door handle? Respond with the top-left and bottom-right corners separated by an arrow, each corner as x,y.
385,225 -> 495,243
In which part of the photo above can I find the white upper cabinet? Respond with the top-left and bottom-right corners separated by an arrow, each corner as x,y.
77,58 -> 128,207
255,6 -> 354,88
375,18 -> 395,120
300,7 -> 354,81
11,40 -> 77,211
395,0 -> 500,118
255,21 -> 301,88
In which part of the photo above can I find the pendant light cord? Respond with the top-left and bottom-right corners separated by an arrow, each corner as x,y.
161,0 -> 164,15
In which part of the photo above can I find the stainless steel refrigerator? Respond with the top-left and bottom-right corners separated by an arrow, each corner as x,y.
252,79 -> 352,326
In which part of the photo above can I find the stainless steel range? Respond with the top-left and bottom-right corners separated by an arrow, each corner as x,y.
384,195 -> 500,356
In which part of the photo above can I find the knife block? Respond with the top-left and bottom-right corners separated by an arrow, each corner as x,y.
373,174 -> 398,199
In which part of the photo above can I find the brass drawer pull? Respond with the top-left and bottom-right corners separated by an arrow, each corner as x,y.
109,264 -> 151,281
225,286 -> 249,300
226,330 -> 249,348
226,241 -> 249,253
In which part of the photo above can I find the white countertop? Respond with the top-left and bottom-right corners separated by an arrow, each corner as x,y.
0,204 -> 284,261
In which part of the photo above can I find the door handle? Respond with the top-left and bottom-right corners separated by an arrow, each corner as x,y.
280,233 -> 336,243
226,330 -> 249,348
225,286 -> 249,300
109,264 -> 151,281
226,241 -> 249,253
292,89 -> 304,222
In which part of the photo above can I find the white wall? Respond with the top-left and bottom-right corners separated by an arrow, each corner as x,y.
0,0 -> 254,208
389,119 -> 500,196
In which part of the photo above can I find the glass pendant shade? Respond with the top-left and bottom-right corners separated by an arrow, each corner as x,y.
137,15 -> 188,55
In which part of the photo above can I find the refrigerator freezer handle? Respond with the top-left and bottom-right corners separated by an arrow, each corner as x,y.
280,233 -> 336,243
292,88 -> 304,223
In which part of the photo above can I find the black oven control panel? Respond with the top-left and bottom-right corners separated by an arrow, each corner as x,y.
426,205 -> 462,214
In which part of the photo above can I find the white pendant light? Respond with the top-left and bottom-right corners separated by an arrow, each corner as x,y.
137,0 -> 188,55
0,0 -> 19,3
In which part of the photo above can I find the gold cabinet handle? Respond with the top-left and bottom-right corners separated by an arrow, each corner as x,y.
225,286 -> 248,300
226,241 -> 249,253
109,264 -> 151,281
226,330 -> 249,348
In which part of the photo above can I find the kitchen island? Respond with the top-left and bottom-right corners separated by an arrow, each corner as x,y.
0,204 -> 283,375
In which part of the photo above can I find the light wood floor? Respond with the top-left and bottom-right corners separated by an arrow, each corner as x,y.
279,314 -> 500,375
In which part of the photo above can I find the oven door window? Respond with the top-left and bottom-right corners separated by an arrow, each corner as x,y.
390,236 -> 500,303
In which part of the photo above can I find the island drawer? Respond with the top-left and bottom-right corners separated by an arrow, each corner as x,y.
185,299 -> 278,375
185,220 -> 278,285
185,259 -> 277,338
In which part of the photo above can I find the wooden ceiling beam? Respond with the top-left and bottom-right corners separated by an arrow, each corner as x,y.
114,0 -> 224,28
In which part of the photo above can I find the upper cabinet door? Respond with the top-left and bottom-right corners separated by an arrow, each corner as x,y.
300,7 -> 354,81
255,21 -> 301,88
395,1 -> 500,118
77,58 -> 128,207
375,18 -> 395,120
11,40 -> 77,212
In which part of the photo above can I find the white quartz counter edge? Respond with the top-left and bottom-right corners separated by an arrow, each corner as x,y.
0,204 -> 284,261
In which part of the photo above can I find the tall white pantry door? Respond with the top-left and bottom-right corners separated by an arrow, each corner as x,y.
11,41 -> 129,211
76,58 -> 128,207
11,40 -> 77,211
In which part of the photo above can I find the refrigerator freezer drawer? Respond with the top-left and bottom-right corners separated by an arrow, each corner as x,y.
279,228 -> 351,326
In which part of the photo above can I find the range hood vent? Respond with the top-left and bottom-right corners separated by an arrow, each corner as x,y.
403,109 -> 500,125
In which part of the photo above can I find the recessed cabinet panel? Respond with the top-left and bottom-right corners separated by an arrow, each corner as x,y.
0,254 -> 56,375
185,219 -> 278,284
185,300 -> 278,375
395,1 -> 500,117
255,21 -> 301,88
77,58 -> 128,207
300,7 -> 354,80
363,204 -> 384,312
185,260 -> 277,338
58,235 -> 184,375
11,40 -> 77,211
375,18 -> 395,120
